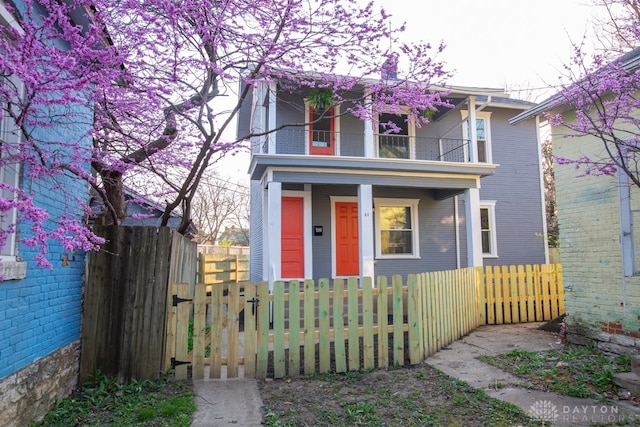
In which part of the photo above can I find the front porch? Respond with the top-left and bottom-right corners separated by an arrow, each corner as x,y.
251,159 -> 495,286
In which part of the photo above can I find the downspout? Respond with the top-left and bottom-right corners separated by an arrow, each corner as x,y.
454,195 -> 460,269
535,116 -> 550,265
618,167 -> 632,315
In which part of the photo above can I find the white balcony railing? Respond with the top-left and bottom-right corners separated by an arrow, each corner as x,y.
258,128 -> 471,163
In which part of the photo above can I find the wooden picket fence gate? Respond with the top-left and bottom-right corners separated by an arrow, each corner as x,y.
165,263 -> 563,380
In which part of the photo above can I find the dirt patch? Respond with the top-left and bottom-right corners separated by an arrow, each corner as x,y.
258,333 -> 540,426
258,364 -> 539,426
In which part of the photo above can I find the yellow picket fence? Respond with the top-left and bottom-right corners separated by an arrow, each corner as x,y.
480,264 -> 564,325
165,263 -> 563,380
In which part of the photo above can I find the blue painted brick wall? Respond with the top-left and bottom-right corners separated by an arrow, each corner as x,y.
0,116 -> 92,380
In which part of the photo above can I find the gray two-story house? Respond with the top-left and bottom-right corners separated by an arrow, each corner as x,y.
238,77 -> 548,286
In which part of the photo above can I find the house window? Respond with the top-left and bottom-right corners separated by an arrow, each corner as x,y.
308,106 -> 336,155
0,5 -> 27,279
480,201 -> 498,257
374,198 -> 420,258
0,75 -> 23,263
621,171 -> 640,276
377,112 -> 414,159
462,111 -> 492,163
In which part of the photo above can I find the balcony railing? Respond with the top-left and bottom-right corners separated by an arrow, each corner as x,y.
257,128 -> 470,163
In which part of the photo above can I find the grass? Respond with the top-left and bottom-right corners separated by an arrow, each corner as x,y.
31,371 -> 196,427
478,344 -> 631,399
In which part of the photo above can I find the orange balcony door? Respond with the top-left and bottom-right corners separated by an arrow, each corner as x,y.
309,106 -> 335,155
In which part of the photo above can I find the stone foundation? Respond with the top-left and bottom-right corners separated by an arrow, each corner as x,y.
567,323 -> 640,356
0,341 -> 80,427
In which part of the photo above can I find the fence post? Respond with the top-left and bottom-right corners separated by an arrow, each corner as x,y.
407,274 -> 422,364
362,277 -> 375,370
192,284 -> 206,379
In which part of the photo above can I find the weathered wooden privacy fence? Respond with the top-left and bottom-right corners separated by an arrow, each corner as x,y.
165,263 -> 564,380
81,226 -> 197,383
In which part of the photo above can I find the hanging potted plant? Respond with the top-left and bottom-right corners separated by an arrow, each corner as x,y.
306,87 -> 334,110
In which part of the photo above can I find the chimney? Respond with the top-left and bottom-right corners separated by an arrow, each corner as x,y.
381,54 -> 398,80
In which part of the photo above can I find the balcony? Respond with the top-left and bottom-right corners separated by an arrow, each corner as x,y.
257,128 -> 471,163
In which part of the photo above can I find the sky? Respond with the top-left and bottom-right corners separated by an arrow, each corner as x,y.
376,0 -> 602,101
218,0 -> 604,181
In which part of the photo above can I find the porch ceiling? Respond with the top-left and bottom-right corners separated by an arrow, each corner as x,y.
249,154 -> 496,190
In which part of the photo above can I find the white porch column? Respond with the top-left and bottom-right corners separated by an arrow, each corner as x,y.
266,181 -> 282,291
267,82 -> 277,154
251,83 -> 266,154
465,187 -> 483,267
358,184 -> 375,280
363,94 -> 376,158
467,95 -> 478,163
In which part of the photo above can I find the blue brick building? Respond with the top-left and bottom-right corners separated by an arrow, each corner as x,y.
0,2 -> 95,425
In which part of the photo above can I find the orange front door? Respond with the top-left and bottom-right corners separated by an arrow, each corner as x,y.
335,202 -> 359,276
281,197 -> 304,278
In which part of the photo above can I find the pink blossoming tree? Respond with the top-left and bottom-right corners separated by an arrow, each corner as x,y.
0,0 -> 450,266
550,0 -> 640,187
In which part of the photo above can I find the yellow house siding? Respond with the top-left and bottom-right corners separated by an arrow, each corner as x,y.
553,110 -> 640,350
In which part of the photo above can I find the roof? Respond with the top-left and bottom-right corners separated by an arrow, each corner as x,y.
509,46 -> 640,125
253,67 -> 534,109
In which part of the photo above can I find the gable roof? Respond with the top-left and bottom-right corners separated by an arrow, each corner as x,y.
509,46 -> 640,125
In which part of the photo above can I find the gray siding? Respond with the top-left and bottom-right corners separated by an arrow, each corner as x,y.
339,102 -> 365,157
250,180 -> 264,282
479,108 -> 546,266
276,91 -> 305,154
372,188 -> 459,278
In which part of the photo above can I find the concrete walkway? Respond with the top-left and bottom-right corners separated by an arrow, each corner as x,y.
191,376 -> 263,426
426,322 -> 640,426
190,323 -> 640,426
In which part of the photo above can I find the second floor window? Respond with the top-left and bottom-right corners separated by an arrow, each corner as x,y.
462,111 -> 492,163
377,112 -> 413,159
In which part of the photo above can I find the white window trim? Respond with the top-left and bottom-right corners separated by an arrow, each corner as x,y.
480,200 -> 498,258
304,101 -> 340,155
374,197 -> 420,259
461,111 -> 493,163
0,6 -> 27,279
374,106 -> 416,160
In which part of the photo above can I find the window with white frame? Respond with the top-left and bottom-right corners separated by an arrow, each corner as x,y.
0,75 -> 23,258
462,111 -> 492,163
480,201 -> 498,257
374,198 -> 420,258
0,5 -> 27,278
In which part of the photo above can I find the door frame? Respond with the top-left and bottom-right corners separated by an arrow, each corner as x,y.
304,103 -> 341,156
282,189 -> 313,280
330,196 -> 359,278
